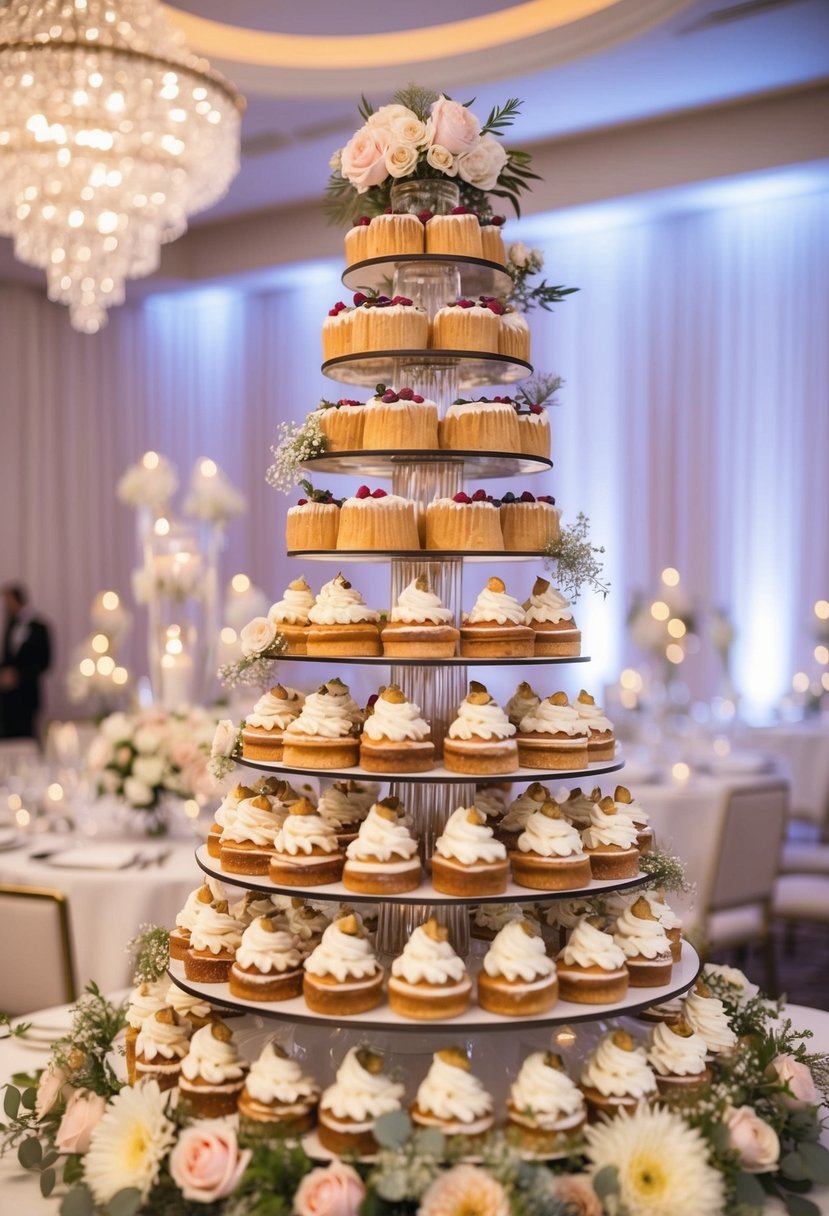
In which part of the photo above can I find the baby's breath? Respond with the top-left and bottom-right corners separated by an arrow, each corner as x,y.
638,848 -> 690,894
128,924 -> 170,984
545,512 -> 609,601
266,412 -> 327,493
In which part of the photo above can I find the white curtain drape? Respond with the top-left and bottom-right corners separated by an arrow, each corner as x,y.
1,186 -> 827,721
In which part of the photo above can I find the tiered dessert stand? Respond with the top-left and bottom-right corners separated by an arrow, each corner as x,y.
169,243 -> 701,1151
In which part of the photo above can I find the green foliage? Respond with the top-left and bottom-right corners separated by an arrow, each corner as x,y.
229,1138 -> 314,1216
51,984 -> 126,1098
128,924 -> 170,984
544,512 -> 610,601
516,373 -> 563,407
638,848 -> 690,894
0,1011 -> 31,1041
391,84 -> 439,121
481,97 -> 523,135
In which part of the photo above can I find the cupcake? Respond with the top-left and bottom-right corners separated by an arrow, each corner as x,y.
228,917 -> 305,1002
556,917 -> 629,1005
219,792 -> 283,876
425,491 -> 504,551
579,1030 -> 656,1119
499,306 -> 530,361
388,918 -> 472,1019
343,795 -> 421,894
516,692 -> 590,770
523,578 -> 581,656
460,576 -> 535,658
637,997 -> 686,1026
411,1049 -> 494,1145
581,795 -> 641,879
612,896 -> 673,987
359,684 -> 435,773
683,981 -> 738,1063
241,685 -> 305,762
443,682 -> 518,776
317,779 -> 373,847
163,982 -> 215,1030
574,690 -> 615,761
184,900 -> 245,984
170,880 -> 225,959
318,1047 -> 404,1156
303,914 -> 384,1014
352,293 -> 429,352
644,892 -> 681,961
179,1021 -> 249,1118
269,797 -> 344,886
134,1007 -> 191,1091
278,898 -> 333,956
560,786 -> 600,832
432,296 -> 502,353
425,210 -> 483,257
337,486 -> 421,550
439,395 -> 521,453
364,212 -> 424,259
239,1042 -> 320,1138
381,575 -> 459,658
614,785 -> 655,855
431,805 -> 509,896
124,979 -> 169,1084
478,919 -> 558,1016
267,577 -> 315,655
362,385 -> 439,450
231,890 -> 290,928
647,1019 -> 712,1094
498,491 -> 560,551
469,902 -> 526,942
510,799 -> 592,891
505,682 -> 541,730
507,1052 -> 586,1153
315,396 -> 365,451
321,300 -> 355,361
206,786 -> 253,860
495,781 -> 549,850
515,402 -> 551,459
479,216 -> 506,264
306,572 -> 381,656
282,680 -> 361,770
344,216 -> 371,265
285,488 -> 340,551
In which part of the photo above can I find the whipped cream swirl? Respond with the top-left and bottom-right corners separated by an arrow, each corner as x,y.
236,918 -> 304,973
483,921 -> 556,982
506,685 -> 541,727
268,579 -> 315,625
581,801 -> 640,850
648,1023 -> 708,1077
181,1024 -> 246,1084
517,810 -> 585,858
415,1055 -> 493,1123
221,796 -> 282,847
518,699 -> 588,738
580,1034 -> 656,1099
684,990 -> 737,1055
558,919 -> 626,972
613,904 -> 671,959
308,575 -> 379,625
390,578 -> 453,625
362,694 -> 430,742
390,923 -> 468,986
434,805 -> 507,865
275,811 -> 339,856
286,688 -> 357,740
126,979 -> 170,1030
136,1011 -> 190,1061
245,1043 -> 319,1106
304,920 -> 379,981
447,698 -> 515,741
246,687 -> 305,731
346,804 -> 418,862
189,904 -> 244,955
321,1047 -> 403,1122
466,585 -> 526,625
510,1053 -> 585,1124
524,585 -> 575,626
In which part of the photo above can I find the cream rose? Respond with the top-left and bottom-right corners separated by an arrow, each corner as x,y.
430,96 -> 481,154
133,726 -> 162,755
36,1062 -> 69,1118
132,755 -> 165,787
771,1055 -> 820,1109
293,1160 -> 366,1216
240,616 -> 277,657
390,112 -> 430,147
426,144 -> 457,176
211,719 -> 237,759
100,712 -> 132,743
724,1105 -> 780,1173
552,1175 -> 603,1216
508,241 -> 529,268
384,143 -> 419,179
340,125 -> 389,193
169,1121 -> 251,1203
457,133 -> 508,192
56,1090 -> 108,1154
368,103 -> 414,131
124,776 -> 154,807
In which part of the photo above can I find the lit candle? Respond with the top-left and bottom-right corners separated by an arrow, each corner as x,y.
160,651 -> 194,710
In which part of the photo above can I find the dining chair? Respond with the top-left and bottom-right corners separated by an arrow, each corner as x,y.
773,874 -> 829,942
0,884 -> 77,1016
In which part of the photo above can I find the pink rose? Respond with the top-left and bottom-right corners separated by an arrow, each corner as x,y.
169,1121 -> 251,1203
430,95 -> 481,155
457,133 -> 508,191
55,1089 -> 108,1154
183,757 -> 215,799
35,1062 -> 69,1118
552,1174 -> 603,1216
724,1105 -> 780,1173
169,737 -> 200,769
293,1161 -> 365,1216
340,125 -> 389,193
771,1055 -> 820,1109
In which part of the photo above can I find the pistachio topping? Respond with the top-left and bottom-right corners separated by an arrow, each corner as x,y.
577,689 -> 596,705
611,1029 -> 635,1051
289,797 -> 317,817
437,1047 -> 470,1070
486,576 -> 506,593
380,684 -> 407,704
598,796 -> 617,814
540,799 -> 564,820
339,914 -> 364,937
422,917 -> 449,943
549,691 -> 570,707
356,1046 -> 385,1075
614,785 -> 633,804
211,1021 -> 233,1043
250,794 -> 273,812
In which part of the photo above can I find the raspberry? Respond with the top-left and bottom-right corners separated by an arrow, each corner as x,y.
472,488 -> 487,502
451,205 -> 469,214
398,387 -> 414,400
520,491 -> 536,502
355,485 -> 371,499
371,488 -> 387,498
353,292 -> 367,306
530,403 -> 543,415
453,492 -> 471,504
417,210 -> 433,224
412,394 -> 424,404
491,215 -> 505,226
296,498 -> 307,506
357,216 -> 371,226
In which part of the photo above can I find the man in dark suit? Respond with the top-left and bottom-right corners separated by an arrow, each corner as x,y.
0,584 -> 52,740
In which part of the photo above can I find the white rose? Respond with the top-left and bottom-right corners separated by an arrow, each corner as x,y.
132,756 -> 165,787
384,143 -> 419,179
771,1056 -> 820,1110
390,112 -> 430,148
456,133 -> 508,192
703,963 -> 759,1004
508,241 -> 529,268
100,712 -> 132,744
211,719 -> 237,759
123,777 -> 154,808
425,144 -> 457,176
240,616 -> 277,657
133,726 -> 162,755
340,124 -> 389,193
368,103 -> 415,132
430,95 -> 481,154
724,1106 -> 780,1173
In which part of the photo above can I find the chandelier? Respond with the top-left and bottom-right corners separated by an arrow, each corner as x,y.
0,0 -> 243,333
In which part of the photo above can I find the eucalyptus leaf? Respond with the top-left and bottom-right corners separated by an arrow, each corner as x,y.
106,1188 -> 142,1216
783,1195 -> 821,1216
413,1126 -> 445,1156
372,1109 -> 412,1149
61,1185 -> 95,1216
42,1149 -> 59,1168
735,1171 -> 767,1207
3,1085 -> 20,1119
593,1164 -> 619,1199
781,1151 -> 809,1181
21,1086 -> 38,1110
18,1136 -> 43,1168
40,1168 -> 56,1197
799,1141 -> 829,1184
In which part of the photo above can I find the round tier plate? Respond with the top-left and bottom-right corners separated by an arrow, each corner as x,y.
195,844 -> 647,906
167,944 -> 701,1033
287,549 -> 546,563
236,757 -> 625,784
299,450 -> 552,479
274,653 -> 590,667
322,350 -> 532,388
342,254 -> 513,298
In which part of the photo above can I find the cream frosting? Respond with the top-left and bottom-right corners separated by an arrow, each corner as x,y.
189,904 -> 244,955
552,899 -> 594,931
574,694 -> 614,734
613,903 -> 671,960
285,685 -> 357,740
181,1024 -> 246,1084
346,803 -> 419,862
136,1011 -> 190,1061
415,1055 -> 493,1123
304,919 -> 379,981
562,788 -> 599,830
580,1034 -> 656,1099
447,696 -> 516,742
390,922 -> 468,986
221,795 -> 283,847
268,578 -> 315,626
684,990 -> 737,1055
517,809 -> 585,858
510,1054 -> 585,1125
434,805 -> 507,865
175,882 -> 224,932
318,781 -> 371,828
443,399 -> 515,420
648,1023 -> 708,1077
235,918 -> 304,973
466,584 -> 526,626
644,894 -> 681,931
308,574 -> 379,625
245,687 -> 305,731
362,691 -> 431,742
518,698 -> 589,738
213,788 -> 247,831
126,979 -> 169,1030
482,920 -> 556,982
524,585 -> 575,626
274,810 -> 340,856
342,491 -> 414,510
390,578 -> 453,625
506,684 -> 541,728
279,900 -> 333,945
163,983 -> 212,1023
582,800 -> 640,850
245,1043 -> 319,1106
499,783 -> 549,831
558,919 -> 626,971
320,1048 -> 403,1122
501,310 -> 529,334
232,891 -> 289,925
471,787 -> 505,820
472,903 -> 524,933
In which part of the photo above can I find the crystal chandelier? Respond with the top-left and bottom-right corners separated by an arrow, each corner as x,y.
0,0 -> 243,333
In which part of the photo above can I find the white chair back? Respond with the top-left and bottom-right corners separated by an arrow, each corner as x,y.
708,782 -> 789,912
0,885 -> 77,1016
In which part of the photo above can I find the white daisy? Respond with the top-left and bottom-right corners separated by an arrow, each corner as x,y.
84,1080 -> 176,1204
586,1103 -> 725,1216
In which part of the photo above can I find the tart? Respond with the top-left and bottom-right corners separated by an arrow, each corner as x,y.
498,492 -> 560,551
425,210 -> 483,257
425,491 -> 504,551
381,575 -> 459,657
581,795 -> 641,879
306,572 -> 381,656
460,576 -> 535,657
352,293 -> 429,351
134,1007 -> 190,1091
362,384 -> 439,450
510,799 -> 592,891
316,396 -> 365,451
478,919 -> 558,1016
239,1042 -> 320,1138
318,1047 -> 404,1156
337,486 -> 420,550
443,681 -> 518,776
267,576 -> 315,655
431,296 -> 502,353
179,1022 -> 249,1118
648,1019 -> 712,1094
269,797 -> 344,886
228,917 -> 305,1001
439,395 -> 521,453
555,917 -> 629,1005
432,804 -> 508,896
515,691 -> 590,770
285,490 -> 340,551
612,895 -> 673,987
282,680 -> 361,769
206,785 -> 253,860
523,577 -> 581,656
241,684 -> 305,762
574,689 -> 615,760
411,1049 -> 494,1146
343,795 -> 422,894
499,307 -> 530,361
359,684 -> 435,773
184,900 -> 245,984
219,792 -> 283,875
388,918 -> 472,1020
506,1052 -> 587,1153
579,1029 -> 656,1119
303,914 -> 384,1014
495,780 -> 549,851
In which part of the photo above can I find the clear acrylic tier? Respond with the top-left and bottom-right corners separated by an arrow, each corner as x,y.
342,254 -> 513,298
299,450 -> 552,479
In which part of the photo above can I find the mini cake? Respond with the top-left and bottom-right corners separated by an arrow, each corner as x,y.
560,786 -> 600,832
425,209 -> 483,257
278,898 -> 333,956
644,892 -> 681,961
285,488 -> 341,551
343,795 -> 421,894
163,982 -> 214,1030
303,914 -> 384,1014
581,795 -> 641,879
381,575 -> 459,657
184,899 -> 245,984
495,781 -> 549,850
498,491 -> 560,551
579,1029 -> 656,1119
683,981 -> 738,1062
306,572 -> 381,656
516,692 -> 590,770
269,797 -> 344,886
469,902 -> 525,942
431,805 -> 509,896
425,491 -> 504,551
524,578 -> 581,656
267,577 -> 315,655
239,1042 -> 320,1138
439,396 -> 521,453
460,576 -> 535,657
574,690 -> 615,760
344,216 -> 371,265
411,1049 -> 494,1145
515,403 -> 551,459
228,917 -> 305,1001
511,799 -> 592,891
281,680 -> 360,769
315,397 -> 365,451
648,1019 -> 712,1094
478,919 -> 558,1015
362,385 -> 439,450
443,682 -> 518,776
241,685 -> 305,762
318,1047 -> 404,1156
432,296 -> 502,353
134,1007 -> 190,1091
637,997 -> 686,1026
479,217 -> 506,264
507,1052 -> 587,1152
615,785 -> 655,855
170,880 -> 224,958
230,890 -> 289,928
206,786 -> 252,860
125,979 -> 169,1084
337,486 -> 420,551
219,792 -> 282,875
321,301 -> 355,361
359,684 -> 435,773
317,779 -> 372,847
505,681 -> 541,730
352,293 -> 429,352
364,212 -> 424,259
179,1021 -> 249,1118
612,896 -> 673,987
473,781 -> 511,822
388,919 -> 472,1019
555,917 -> 629,1005
499,307 -> 530,361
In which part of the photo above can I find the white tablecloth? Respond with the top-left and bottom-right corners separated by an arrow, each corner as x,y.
741,722 -> 829,831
